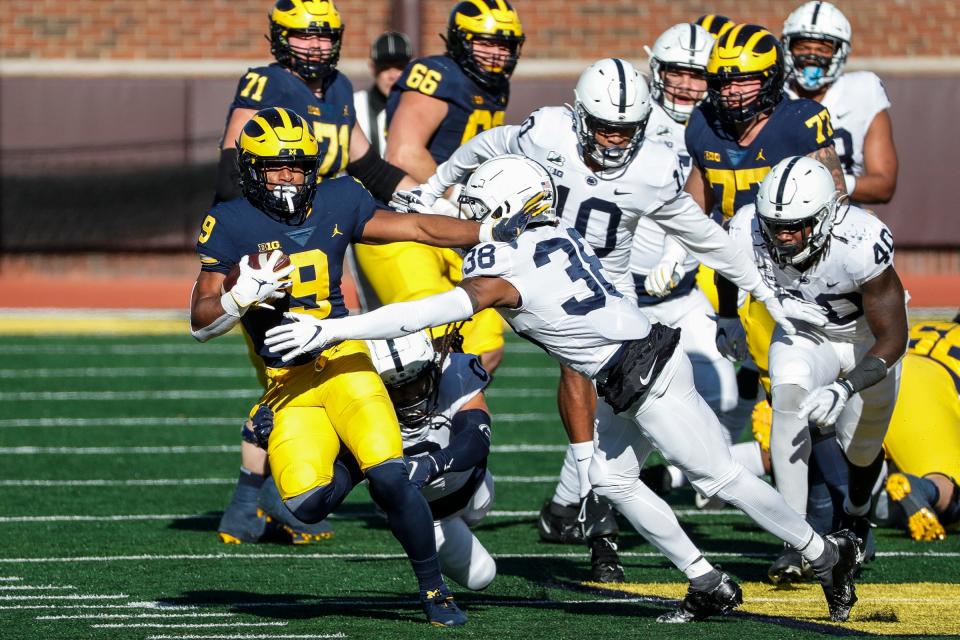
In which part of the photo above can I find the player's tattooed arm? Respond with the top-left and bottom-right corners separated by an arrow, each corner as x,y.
861,266 -> 909,364
807,145 -> 847,195
458,276 -> 521,312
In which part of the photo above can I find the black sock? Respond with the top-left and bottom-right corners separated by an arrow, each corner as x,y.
232,467 -> 266,503
807,433 -> 849,533
365,460 -> 443,595
690,568 -> 722,592
846,450 -> 885,513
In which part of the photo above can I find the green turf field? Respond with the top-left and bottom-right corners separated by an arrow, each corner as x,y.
2,332 -> 958,639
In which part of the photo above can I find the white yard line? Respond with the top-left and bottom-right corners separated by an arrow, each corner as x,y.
0,577 -> 22,581
0,584 -> 74,590
0,413 -> 556,428
1,550 -> 956,564
0,366 -> 555,379
0,387 -> 554,401
0,603 -> 198,611
92,622 -> 287,629
0,475 -> 558,488
37,613 -> 236,620
0,444 -> 564,455
146,635 -> 347,640
0,593 -> 127,600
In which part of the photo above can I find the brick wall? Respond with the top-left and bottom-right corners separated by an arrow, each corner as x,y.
4,0 -> 959,61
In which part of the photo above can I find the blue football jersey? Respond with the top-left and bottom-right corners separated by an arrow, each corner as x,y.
386,55 -> 509,163
228,64 -> 356,177
196,177 -> 376,367
685,97 -> 834,220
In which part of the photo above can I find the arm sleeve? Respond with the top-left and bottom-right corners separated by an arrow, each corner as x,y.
428,125 -> 522,196
429,408 -> 492,474
647,192 -> 766,297
324,287 -> 476,341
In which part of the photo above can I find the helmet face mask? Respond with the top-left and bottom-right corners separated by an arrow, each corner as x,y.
782,1 -> 852,91
756,156 -> 840,268
458,154 -> 557,230
445,0 -> 525,93
269,0 -> 344,82
647,23 -> 713,123
706,25 -> 785,127
237,108 -> 320,225
367,332 -> 441,434
572,58 -> 652,170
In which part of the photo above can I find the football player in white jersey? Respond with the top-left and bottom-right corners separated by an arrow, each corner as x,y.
727,156 -> 907,576
265,155 -> 863,624
634,23 -> 748,446
782,1 -> 898,204
394,58 -> 687,581
367,332 -> 497,591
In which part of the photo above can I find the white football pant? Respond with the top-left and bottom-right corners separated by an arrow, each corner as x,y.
435,471 -> 497,591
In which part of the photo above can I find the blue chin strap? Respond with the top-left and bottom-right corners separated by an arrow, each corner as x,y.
799,65 -> 826,90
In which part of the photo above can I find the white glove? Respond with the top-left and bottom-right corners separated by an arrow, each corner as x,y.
263,312 -> 338,362
798,381 -> 852,427
715,316 -> 748,362
431,197 -> 461,218
644,260 -> 685,298
389,188 -> 434,214
222,251 -> 295,316
778,295 -> 829,327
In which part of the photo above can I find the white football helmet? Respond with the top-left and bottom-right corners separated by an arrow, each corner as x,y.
458,154 -> 557,229
782,1 -> 852,91
645,23 -> 714,123
367,331 -> 439,429
573,58 -> 651,169
756,156 -> 842,267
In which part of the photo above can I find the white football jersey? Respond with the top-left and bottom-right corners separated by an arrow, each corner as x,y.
461,222 -> 656,377
728,203 -> 895,342
435,105 -> 689,299
786,71 -> 891,178
403,353 -> 490,503
630,103 -> 699,289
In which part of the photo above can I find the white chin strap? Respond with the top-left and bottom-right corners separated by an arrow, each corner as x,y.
272,185 -> 298,213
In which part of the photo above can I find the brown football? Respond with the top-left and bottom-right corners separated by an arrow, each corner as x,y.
221,251 -> 292,293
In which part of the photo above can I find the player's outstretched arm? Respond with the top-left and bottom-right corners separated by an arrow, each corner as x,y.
359,209 -> 524,247
416,126 -> 522,206
264,276 -> 518,361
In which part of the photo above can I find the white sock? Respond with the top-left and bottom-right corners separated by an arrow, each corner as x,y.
667,465 -> 686,489
731,441 -> 766,478
683,556 -> 716,580
552,445 -> 581,507
571,441 -> 594,499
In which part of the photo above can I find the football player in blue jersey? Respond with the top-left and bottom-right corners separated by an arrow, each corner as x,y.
354,0 -> 525,374
191,107 -> 520,627
215,0 -> 416,204
213,0 -> 422,548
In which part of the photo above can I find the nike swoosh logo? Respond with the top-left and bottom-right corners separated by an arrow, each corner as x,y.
826,281 -> 839,288
613,189 -> 631,195
638,356 -> 658,385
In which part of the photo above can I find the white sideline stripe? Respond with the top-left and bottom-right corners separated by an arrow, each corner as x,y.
146,635 -> 347,640
0,584 -> 74,590
0,366 -> 555,379
0,387 -> 553,401
0,344 -> 242,356
0,593 -> 127,600
0,444 -> 564,455
0,603 -> 198,611
0,412 -> 556,428
37,613 -> 237,620
0,368 -> 256,379
0,475 -> 558,487
92,623 -> 287,629
3,550 -> 956,563
0,509 -> 743,523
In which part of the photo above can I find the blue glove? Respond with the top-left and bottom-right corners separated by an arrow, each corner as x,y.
404,454 -> 439,490
250,404 -> 275,449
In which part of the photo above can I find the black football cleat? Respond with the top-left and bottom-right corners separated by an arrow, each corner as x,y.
767,545 -> 814,584
589,535 -> 625,583
838,513 -> 873,564
537,499 -> 584,544
656,574 -> 743,623
815,530 -> 861,622
421,584 -> 467,627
